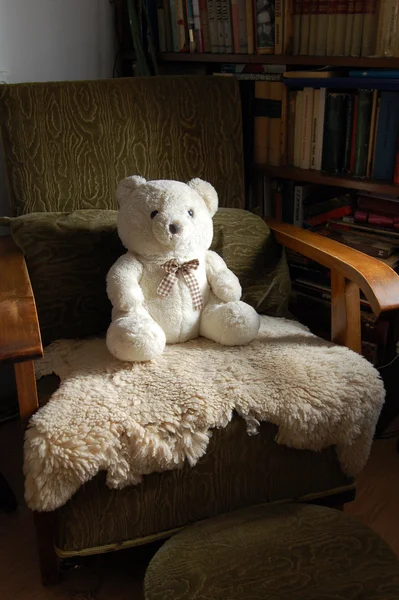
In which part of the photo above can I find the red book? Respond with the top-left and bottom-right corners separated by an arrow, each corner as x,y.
305,205 -> 352,226
349,94 -> 358,173
358,196 -> 399,217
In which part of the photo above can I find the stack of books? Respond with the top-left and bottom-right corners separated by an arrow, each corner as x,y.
150,1 -> 397,57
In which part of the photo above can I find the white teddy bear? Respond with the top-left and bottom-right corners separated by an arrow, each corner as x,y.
106,176 -> 260,362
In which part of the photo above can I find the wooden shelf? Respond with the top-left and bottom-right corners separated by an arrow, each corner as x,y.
123,52 -> 399,68
255,166 -> 399,196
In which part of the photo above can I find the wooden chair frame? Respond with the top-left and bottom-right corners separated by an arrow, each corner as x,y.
1,220 -> 399,584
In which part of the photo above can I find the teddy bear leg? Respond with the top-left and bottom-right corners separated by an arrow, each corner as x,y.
106,314 -> 166,362
200,296 -> 260,346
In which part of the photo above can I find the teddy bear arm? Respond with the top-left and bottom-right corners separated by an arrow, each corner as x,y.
107,253 -> 145,312
205,251 -> 242,303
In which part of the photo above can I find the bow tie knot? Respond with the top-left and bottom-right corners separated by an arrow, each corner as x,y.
157,259 -> 203,310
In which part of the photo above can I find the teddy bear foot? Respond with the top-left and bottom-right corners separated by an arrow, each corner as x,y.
200,300 -> 260,346
106,316 -> 166,362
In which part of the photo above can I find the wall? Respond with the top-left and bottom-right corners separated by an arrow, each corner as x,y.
0,0 -> 115,218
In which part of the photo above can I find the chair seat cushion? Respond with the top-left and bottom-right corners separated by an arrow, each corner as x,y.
144,503 -> 399,599
54,419 -> 353,556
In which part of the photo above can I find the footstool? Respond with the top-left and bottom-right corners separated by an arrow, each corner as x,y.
144,503 -> 399,599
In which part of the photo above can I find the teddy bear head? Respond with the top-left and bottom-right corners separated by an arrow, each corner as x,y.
115,176 -> 219,258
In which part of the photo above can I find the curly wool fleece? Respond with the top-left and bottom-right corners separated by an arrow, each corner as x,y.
25,316 -> 384,512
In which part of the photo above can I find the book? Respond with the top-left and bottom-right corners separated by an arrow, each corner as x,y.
321,92 -> 347,174
361,0 -> 378,57
308,0 -> 319,55
344,0 -> 355,57
293,184 -> 312,226
299,87 -> 314,169
313,87 -> 326,171
287,90 -> 297,166
315,0 -> 329,55
294,91 -> 303,167
231,0 -> 240,52
283,70 -> 337,78
366,89 -> 378,177
310,88 -> 319,170
299,0 -> 310,54
215,0 -> 225,52
199,0 -> 211,51
342,93 -> 355,173
350,0 -> 364,57
274,0 -> 283,53
255,0 -> 275,54
292,0 -> 302,54
373,91 -> 399,180
349,69 -> 399,78
221,0 -> 233,51
253,81 -> 270,164
246,0 -> 255,53
207,0 -> 219,51
333,0 -> 347,56
353,89 -> 374,177
268,81 -> 284,166
237,0 -> 248,52
283,0 -> 294,53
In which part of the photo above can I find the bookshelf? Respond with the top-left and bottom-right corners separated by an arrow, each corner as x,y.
124,53 -> 399,69
255,166 -> 399,196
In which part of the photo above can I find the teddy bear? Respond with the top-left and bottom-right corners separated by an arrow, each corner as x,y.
106,176 -> 260,362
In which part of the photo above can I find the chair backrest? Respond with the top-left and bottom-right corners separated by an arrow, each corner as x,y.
0,76 -> 245,216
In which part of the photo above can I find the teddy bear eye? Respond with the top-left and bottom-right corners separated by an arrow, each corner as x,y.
150,210 -> 159,219
188,209 -> 194,217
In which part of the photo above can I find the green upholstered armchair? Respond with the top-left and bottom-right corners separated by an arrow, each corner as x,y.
1,76 -> 398,585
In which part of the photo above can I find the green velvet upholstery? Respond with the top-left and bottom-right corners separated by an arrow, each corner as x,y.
144,503 -> 399,599
3,208 -> 291,345
0,77 -> 244,216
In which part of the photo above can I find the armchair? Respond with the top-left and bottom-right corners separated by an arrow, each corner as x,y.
1,76 -> 398,585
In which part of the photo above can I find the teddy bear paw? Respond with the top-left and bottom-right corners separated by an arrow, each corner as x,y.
106,316 -> 166,362
201,300 -> 260,346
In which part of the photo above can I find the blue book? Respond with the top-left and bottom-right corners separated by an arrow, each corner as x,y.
373,92 -> 399,181
283,78 -> 399,91
349,70 -> 399,78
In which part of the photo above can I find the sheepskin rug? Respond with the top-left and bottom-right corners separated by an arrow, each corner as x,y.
25,316 -> 384,512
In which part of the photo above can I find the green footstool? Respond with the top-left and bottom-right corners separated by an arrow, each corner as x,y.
144,503 -> 399,599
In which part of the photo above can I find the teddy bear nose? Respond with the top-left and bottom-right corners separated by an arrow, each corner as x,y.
169,223 -> 180,235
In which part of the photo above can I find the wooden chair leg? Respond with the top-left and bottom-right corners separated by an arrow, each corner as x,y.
34,511 -> 60,585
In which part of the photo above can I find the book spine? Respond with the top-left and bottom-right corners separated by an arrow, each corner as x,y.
253,81 -> 270,164
353,89 -> 374,177
255,0 -> 275,54
186,0 -> 197,52
315,87 -> 326,170
344,0 -> 355,57
358,196 -> 399,215
394,134 -> 399,185
192,0 -> 204,51
384,1 -> 399,57
309,0 -> 319,55
215,0 -> 225,52
310,88 -> 319,169
231,0 -> 240,52
333,0 -> 347,56
326,0 -> 337,55
268,82 -> 284,166
176,0 -> 189,51
157,1 -> 167,52
299,87 -> 314,169
293,0 -> 302,54
342,93 -> 355,172
366,89 -> 378,177
373,91 -> 399,180
375,0 -> 388,56
350,0 -> 364,56
169,0 -> 180,51
293,185 -> 305,227
361,0 -> 377,57
294,91 -> 303,167
207,0 -> 219,51
199,0 -> 211,51
222,0 -> 233,52
299,0 -> 311,54
284,0 -> 294,53
275,0 -> 283,54
321,92 -> 346,173
315,0 -> 329,55
306,205 -> 352,226
246,0 -> 255,53
237,0 -> 248,52
287,90 -> 297,166
163,0 -> 174,51
280,85 -> 288,165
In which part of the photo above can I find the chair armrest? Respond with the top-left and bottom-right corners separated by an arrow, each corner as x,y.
0,236 -> 43,362
266,218 -> 399,317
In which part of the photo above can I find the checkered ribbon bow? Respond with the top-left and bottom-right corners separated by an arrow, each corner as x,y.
157,259 -> 203,310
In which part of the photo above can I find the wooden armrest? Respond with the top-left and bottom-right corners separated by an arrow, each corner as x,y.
0,236 -> 43,362
266,218 -> 399,317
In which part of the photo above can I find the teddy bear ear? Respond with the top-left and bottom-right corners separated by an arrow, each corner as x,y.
187,178 -> 218,216
115,175 -> 147,206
